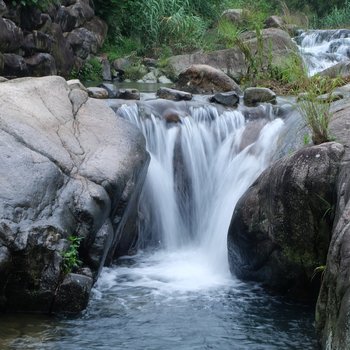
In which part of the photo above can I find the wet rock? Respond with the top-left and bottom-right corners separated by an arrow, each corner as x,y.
117,89 -> 140,100
177,64 -> 242,94
209,91 -> 239,107
3,54 -> 28,77
0,17 -> 24,52
51,273 -> 93,314
142,70 -> 157,83
157,87 -> 192,101
87,87 -> 108,99
228,142 -> 344,301
25,53 -> 57,76
244,87 -> 276,106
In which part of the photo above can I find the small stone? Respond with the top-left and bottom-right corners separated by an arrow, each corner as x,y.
87,87 -> 108,99
156,87 -> 192,101
243,87 -> 276,106
117,89 -> 140,100
209,91 -> 239,107
158,75 -> 173,84
98,83 -> 118,98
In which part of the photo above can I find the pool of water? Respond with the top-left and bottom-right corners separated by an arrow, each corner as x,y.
0,250 -> 317,350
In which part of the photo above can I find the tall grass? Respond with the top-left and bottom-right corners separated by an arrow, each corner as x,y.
317,0 -> 350,28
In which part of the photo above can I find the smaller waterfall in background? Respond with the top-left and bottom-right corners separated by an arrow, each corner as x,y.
295,29 -> 350,76
114,103 -> 284,292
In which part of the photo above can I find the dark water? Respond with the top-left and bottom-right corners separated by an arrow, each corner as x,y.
0,252 -> 317,350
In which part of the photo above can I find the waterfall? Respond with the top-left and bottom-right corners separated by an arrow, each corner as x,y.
295,29 -> 350,76
115,103 -> 284,287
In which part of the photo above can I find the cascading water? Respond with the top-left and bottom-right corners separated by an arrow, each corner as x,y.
115,103 -> 284,288
295,29 -> 350,75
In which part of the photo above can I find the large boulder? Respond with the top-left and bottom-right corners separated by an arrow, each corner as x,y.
315,100 -> 350,349
22,31 -> 53,56
66,27 -> 99,59
0,76 -> 149,313
228,142 -> 344,300
168,28 -> 297,81
176,64 -> 242,94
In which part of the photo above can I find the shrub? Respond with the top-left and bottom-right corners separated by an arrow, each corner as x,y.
62,236 -> 82,274
70,57 -> 102,81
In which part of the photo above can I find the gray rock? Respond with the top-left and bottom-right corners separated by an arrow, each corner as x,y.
25,53 -> 57,76
67,79 -> 87,92
56,0 -> 95,32
69,88 -> 88,115
157,87 -> 192,101
209,91 -> 239,107
48,23 -> 75,77
315,100 -> 350,349
117,89 -> 140,100
158,75 -> 173,84
51,273 -> 93,314
221,9 -> 244,25
0,0 -> 7,16
177,64 -> 242,94
66,27 -> 99,59
318,60 -> 350,79
228,142 -> 344,300
0,76 -> 149,313
142,70 -> 157,83
244,87 -> 276,106
113,57 -> 131,72
98,83 -> 118,98
83,17 -> 108,48
87,87 -> 108,99
3,54 -> 28,77
264,15 -> 285,29
22,31 -> 53,56
0,17 -> 24,52
101,58 -> 112,81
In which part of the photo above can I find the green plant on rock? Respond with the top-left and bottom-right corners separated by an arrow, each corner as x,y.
297,91 -> 333,145
311,265 -> 326,281
62,235 -> 82,274
70,57 -> 102,82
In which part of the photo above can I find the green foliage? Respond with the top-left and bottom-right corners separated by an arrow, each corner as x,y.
102,37 -> 142,61
297,88 -> 333,145
316,0 -> 350,28
311,265 -> 326,281
62,236 -> 82,274
124,61 -> 147,81
94,0 -> 225,55
70,57 -> 102,82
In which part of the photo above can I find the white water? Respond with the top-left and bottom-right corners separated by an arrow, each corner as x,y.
295,29 -> 350,75
103,104 -> 284,293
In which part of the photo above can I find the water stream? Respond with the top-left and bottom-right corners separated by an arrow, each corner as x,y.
295,29 -> 350,76
0,103 -> 318,349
